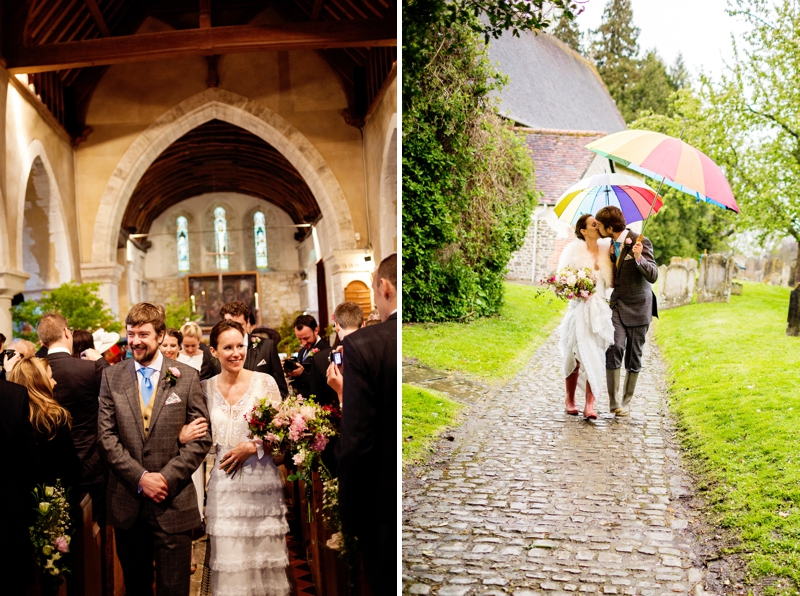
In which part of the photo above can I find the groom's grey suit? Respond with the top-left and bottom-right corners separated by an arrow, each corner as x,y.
606,229 -> 658,411
98,356 -> 211,595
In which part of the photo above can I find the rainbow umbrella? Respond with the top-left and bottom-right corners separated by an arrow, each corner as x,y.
554,173 -> 663,225
586,130 -> 740,213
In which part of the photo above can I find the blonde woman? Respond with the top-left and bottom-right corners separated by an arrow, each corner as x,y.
8,357 -> 81,492
2,338 -> 37,375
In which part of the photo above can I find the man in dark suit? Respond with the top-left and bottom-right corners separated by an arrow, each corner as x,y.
596,206 -> 659,417
220,301 -> 288,398
98,302 -> 211,595
0,378 -> 38,595
336,253 -> 398,593
37,313 -> 107,516
286,314 -> 338,408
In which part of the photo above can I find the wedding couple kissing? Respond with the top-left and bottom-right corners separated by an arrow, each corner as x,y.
556,205 -> 659,419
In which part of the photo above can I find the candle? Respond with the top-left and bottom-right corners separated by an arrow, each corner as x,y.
190,294 -> 196,313
254,292 -> 259,307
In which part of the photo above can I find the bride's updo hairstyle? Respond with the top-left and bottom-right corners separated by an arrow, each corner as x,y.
575,213 -> 592,241
209,319 -> 245,349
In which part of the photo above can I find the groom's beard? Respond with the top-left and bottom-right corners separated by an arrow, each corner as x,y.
131,342 -> 159,364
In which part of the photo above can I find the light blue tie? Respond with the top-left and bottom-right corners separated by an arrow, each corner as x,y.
139,367 -> 155,406
614,240 -> 621,260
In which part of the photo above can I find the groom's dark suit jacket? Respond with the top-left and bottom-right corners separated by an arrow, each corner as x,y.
244,332 -> 288,398
611,229 -> 659,326
98,357 -> 211,532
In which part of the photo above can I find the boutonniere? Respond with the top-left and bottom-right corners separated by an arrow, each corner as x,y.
251,336 -> 261,348
164,367 -> 181,386
309,348 -> 320,357
624,238 -> 633,245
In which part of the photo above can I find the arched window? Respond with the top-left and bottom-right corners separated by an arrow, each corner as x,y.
254,211 -> 268,268
214,206 -> 229,270
176,216 -> 190,272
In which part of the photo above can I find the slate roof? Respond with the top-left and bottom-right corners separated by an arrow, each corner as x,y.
519,129 -> 606,205
488,31 -> 626,133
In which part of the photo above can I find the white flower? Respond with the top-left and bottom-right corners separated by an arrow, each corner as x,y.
326,531 -> 344,551
577,270 -> 586,279
39,502 -> 51,513
44,486 -> 54,497
566,275 -> 577,286
293,452 -> 304,466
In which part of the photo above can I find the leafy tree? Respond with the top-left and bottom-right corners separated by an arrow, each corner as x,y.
163,295 -> 196,330
551,10 -> 582,53
11,281 -> 122,344
591,0 -> 640,120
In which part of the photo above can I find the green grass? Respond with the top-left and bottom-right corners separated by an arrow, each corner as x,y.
402,282 -> 566,383
402,384 -> 464,467
654,281 -> 800,590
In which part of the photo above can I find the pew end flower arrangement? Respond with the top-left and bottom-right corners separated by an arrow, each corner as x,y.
30,481 -> 73,596
540,266 -> 597,301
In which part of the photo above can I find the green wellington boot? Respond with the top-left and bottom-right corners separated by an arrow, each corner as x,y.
617,371 -> 639,417
607,368 -> 621,413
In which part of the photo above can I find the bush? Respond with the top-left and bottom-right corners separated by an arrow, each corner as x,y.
164,295 -> 198,330
11,281 -> 121,344
402,20 -> 539,322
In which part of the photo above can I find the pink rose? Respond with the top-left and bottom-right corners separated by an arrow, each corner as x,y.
169,367 -> 180,378
288,414 -> 306,441
311,433 -> 329,452
264,433 -> 280,444
54,536 -> 68,553
293,452 -> 304,466
625,238 -> 632,245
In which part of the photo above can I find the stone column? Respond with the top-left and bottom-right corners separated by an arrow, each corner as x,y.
80,262 -> 125,315
0,269 -> 30,338
328,248 -> 376,309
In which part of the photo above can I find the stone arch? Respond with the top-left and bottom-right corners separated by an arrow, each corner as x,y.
16,140 -> 73,290
91,88 -> 356,266
379,113 -> 398,262
0,187 -> 9,270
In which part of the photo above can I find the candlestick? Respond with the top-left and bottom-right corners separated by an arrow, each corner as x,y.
190,294 -> 196,313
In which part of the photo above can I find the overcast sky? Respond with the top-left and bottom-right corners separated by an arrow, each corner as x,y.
575,0 -> 752,82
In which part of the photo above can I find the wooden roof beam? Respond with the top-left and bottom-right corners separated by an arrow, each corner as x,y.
5,19 -> 396,74
84,0 -> 110,36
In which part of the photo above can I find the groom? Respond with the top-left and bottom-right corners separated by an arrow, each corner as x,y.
98,302 -> 211,595
595,206 -> 659,416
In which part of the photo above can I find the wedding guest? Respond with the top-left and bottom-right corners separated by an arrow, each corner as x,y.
326,302 -> 365,405
71,329 -> 95,358
0,375 -> 38,595
365,308 -> 382,327
37,313 -> 108,517
337,254 -> 398,593
160,328 -> 183,360
220,301 -> 288,398
178,322 -> 204,371
286,314 -> 337,407
98,302 -> 211,595
8,357 -> 82,493
2,338 -> 37,376
200,319 -> 290,594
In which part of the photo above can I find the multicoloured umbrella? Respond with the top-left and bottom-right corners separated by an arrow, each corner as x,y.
586,130 -> 740,213
554,173 -> 663,225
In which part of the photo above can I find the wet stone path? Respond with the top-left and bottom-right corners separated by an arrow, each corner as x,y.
402,329 -> 707,596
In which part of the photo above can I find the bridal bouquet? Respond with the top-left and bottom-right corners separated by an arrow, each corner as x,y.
30,481 -> 72,596
541,266 -> 597,300
246,393 -> 338,467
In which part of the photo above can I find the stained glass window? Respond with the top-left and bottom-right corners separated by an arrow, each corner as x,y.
254,211 -> 268,268
214,207 -> 229,270
177,216 -> 190,272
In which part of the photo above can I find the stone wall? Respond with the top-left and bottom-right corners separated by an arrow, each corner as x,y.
258,272 -> 303,328
506,207 -> 572,281
146,277 -> 186,314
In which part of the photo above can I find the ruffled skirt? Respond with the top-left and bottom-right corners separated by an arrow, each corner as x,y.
206,446 -> 290,596
558,295 -> 615,398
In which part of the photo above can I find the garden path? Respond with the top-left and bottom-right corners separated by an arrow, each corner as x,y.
402,328 -> 709,596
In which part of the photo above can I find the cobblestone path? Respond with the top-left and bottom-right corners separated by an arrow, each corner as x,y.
402,330 -> 706,596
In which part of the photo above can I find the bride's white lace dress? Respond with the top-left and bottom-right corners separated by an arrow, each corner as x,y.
202,372 -> 290,596
557,238 -> 615,397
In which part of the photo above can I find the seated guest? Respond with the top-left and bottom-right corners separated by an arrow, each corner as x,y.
36,313 -> 108,517
286,314 -> 338,408
220,301 -> 289,398
8,357 -> 81,493
160,328 -> 183,360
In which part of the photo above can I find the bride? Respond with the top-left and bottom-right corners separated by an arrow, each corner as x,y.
201,319 -> 290,595
557,214 -> 615,419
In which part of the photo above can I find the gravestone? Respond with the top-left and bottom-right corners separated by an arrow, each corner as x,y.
782,265 -> 792,287
745,257 -> 759,281
697,254 -> 734,303
659,263 -> 694,309
763,257 -> 785,285
670,256 -> 683,265
788,286 -> 800,336
731,281 -> 743,295
683,258 -> 698,275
